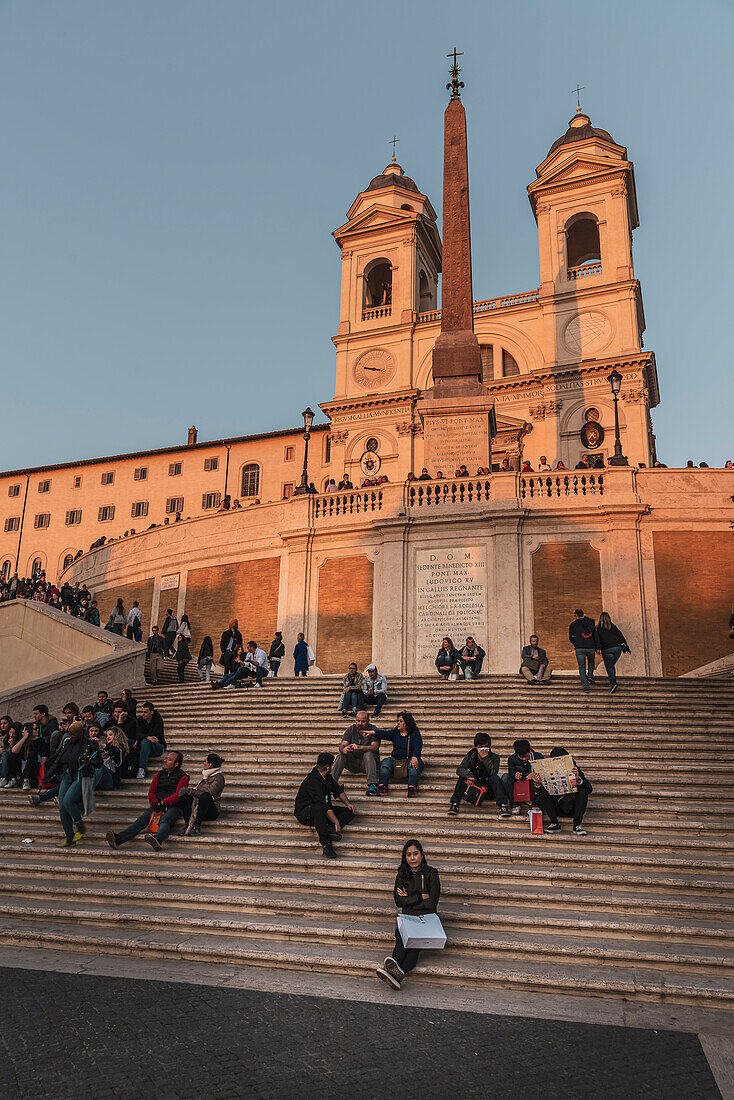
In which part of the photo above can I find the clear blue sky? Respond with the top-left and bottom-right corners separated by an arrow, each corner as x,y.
0,0 -> 731,468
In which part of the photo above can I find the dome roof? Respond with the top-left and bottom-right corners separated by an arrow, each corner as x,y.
547,111 -> 616,157
366,161 -> 420,194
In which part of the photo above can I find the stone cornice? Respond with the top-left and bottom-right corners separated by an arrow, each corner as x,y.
320,388 -> 419,419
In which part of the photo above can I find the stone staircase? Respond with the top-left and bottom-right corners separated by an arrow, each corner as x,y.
1,671 -> 734,1007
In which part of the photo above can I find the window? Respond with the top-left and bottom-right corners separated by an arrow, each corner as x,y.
131,501 -> 149,518
98,505 -> 115,522
73,476 -> 82,489
241,463 -> 260,498
168,462 -> 183,476
4,517 -> 20,533
418,269 -> 435,311
480,344 -> 495,382
201,491 -> 221,510
166,496 -> 184,514
38,480 -> 51,494
62,553 -> 74,570
566,214 -> 601,270
363,258 -> 392,309
204,456 -> 219,472
134,466 -> 148,481
8,484 -> 20,498
324,436 -> 332,464
32,558 -> 43,575
502,350 -> 520,377
282,483 -> 294,499
34,513 -> 50,529
1,561 -> 10,580
285,446 -> 295,462
65,510 -> 82,526
101,471 -> 114,485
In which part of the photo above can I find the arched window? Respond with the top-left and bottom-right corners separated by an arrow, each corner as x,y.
419,269 -> 435,312
241,463 -> 260,498
63,553 -> 74,571
31,557 -> 43,576
502,350 -> 520,377
1,560 -> 10,580
363,259 -> 392,308
566,214 -> 601,271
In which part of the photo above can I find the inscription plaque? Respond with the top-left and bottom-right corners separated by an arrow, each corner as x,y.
415,547 -> 487,672
422,412 -> 490,474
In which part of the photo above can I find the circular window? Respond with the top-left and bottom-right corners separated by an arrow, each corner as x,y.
365,437 -> 379,452
585,407 -> 601,423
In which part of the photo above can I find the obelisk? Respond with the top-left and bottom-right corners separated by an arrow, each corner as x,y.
418,50 -> 496,474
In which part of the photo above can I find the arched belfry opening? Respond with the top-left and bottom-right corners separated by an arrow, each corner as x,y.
363,259 -> 392,308
418,269 -> 435,311
566,213 -> 601,273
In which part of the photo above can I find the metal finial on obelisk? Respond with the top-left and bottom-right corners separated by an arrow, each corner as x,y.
446,47 -> 464,99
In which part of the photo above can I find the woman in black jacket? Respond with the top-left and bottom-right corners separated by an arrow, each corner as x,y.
435,636 -> 459,679
596,612 -> 630,694
268,632 -> 285,677
197,636 -> 214,682
376,839 -> 441,990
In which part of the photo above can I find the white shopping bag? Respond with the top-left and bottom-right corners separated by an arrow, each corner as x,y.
397,912 -> 447,950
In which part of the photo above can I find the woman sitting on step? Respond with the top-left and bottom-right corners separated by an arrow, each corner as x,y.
177,752 -> 226,837
376,839 -> 441,991
212,645 -> 247,689
377,711 -> 424,797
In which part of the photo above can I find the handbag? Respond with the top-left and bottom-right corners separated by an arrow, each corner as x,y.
461,780 -> 487,806
148,811 -> 164,835
392,757 -> 409,782
513,778 -> 532,803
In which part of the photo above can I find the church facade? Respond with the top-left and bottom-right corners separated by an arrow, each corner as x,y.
1,98 -> 731,680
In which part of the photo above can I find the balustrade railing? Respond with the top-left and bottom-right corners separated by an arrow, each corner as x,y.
519,473 -> 604,500
416,289 -> 539,324
361,306 -> 392,321
314,490 -> 383,519
408,479 -> 492,507
567,262 -> 602,280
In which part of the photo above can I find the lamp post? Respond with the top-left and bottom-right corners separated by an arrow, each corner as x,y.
294,407 -> 316,494
607,369 -> 628,467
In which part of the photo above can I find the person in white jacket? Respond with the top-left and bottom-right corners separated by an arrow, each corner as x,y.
362,664 -> 388,719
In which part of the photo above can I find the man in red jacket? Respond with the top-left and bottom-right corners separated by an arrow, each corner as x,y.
106,751 -> 188,852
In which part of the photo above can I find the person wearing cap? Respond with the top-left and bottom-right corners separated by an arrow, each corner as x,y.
362,664 -> 388,718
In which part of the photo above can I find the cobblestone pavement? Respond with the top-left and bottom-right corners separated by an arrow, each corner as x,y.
0,967 -> 720,1099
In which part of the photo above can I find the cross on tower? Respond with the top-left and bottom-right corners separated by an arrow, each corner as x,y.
446,47 -> 464,99
572,83 -> 586,112
389,135 -> 400,162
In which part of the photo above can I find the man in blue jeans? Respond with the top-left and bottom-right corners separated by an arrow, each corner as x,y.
129,702 -> 166,778
568,608 -> 599,693
106,751 -> 189,852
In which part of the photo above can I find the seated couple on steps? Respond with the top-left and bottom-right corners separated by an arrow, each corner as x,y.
330,710 -> 424,799
435,636 -> 485,680
106,751 -> 226,851
447,734 -> 592,835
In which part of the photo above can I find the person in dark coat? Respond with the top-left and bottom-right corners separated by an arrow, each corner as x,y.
293,632 -> 310,676
376,839 -> 441,990
268,632 -> 285,677
294,752 -> 355,859
197,636 -> 214,682
435,636 -> 459,679
220,619 -> 243,675
531,746 -> 593,836
568,609 -> 600,692
519,635 -> 552,683
447,733 -> 508,817
596,612 -> 630,694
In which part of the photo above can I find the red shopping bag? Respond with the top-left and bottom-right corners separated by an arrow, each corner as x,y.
513,778 -> 532,803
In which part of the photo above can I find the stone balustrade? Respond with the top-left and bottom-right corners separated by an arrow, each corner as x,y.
519,472 -> 604,500
361,305 -> 391,321
313,489 -> 384,519
416,288 -> 540,324
408,479 -> 492,507
568,262 -> 602,279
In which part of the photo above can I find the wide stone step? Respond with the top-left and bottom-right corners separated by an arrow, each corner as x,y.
4,857 -> 732,918
5,873 -> 733,948
1,916 -> 733,1007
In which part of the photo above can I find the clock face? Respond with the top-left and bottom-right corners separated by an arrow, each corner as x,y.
353,349 -> 397,389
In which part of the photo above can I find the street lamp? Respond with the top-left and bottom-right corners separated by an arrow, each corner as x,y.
607,369 -> 628,467
294,407 -> 316,494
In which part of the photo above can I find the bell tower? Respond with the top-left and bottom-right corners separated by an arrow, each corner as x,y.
331,158 -> 441,398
